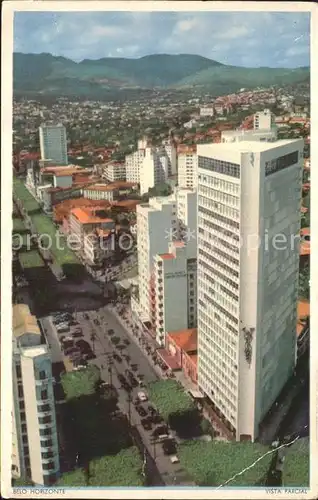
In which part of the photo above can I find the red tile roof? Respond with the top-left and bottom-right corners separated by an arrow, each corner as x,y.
167,328 -> 197,353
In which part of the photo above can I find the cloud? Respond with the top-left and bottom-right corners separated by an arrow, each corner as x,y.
13,11 -> 310,68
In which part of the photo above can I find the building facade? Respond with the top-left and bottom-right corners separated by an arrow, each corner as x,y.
197,138 -> 303,441
39,124 -> 68,165
253,109 -> 274,131
102,162 -> 126,182
12,305 -> 60,485
125,149 -> 146,183
177,145 -> 198,189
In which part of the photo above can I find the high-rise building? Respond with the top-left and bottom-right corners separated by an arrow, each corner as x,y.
177,145 -> 198,189
132,196 -> 178,323
125,149 -> 146,184
12,305 -> 60,485
221,128 -> 277,143
196,138 -> 303,441
140,148 -> 169,195
39,124 -> 68,165
253,109 -> 274,131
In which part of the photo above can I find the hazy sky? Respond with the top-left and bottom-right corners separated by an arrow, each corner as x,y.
14,11 -> 310,67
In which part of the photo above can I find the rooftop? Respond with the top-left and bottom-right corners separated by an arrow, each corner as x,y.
71,207 -> 113,225
167,328 -> 198,353
197,138 -> 303,154
21,345 -> 48,358
13,304 -> 41,338
158,253 -> 175,260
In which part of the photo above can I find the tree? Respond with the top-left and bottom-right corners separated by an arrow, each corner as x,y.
148,182 -> 172,198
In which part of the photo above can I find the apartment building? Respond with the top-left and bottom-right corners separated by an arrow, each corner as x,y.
125,149 -> 146,183
39,124 -> 68,165
253,109 -> 274,131
200,106 -> 214,117
140,148 -> 169,195
83,230 -> 114,265
152,241 -> 197,345
197,138 -> 303,441
177,145 -> 198,189
132,196 -> 178,323
12,304 -> 60,485
161,138 -> 177,177
69,206 -> 115,245
102,162 -> 126,182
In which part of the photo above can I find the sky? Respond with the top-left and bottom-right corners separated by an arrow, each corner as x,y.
14,11 -> 310,68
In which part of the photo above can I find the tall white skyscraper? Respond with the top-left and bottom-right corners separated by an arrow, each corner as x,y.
177,145 -> 198,189
39,124 -> 68,165
196,138 -> 303,442
253,109 -> 274,131
12,305 -> 60,485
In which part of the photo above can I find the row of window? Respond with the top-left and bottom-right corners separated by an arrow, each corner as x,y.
199,248 -> 239,279
198,185 -> 239,207
199,156 -> 241,178
198,258 -> 239,290
198,174 -> 239,194
265,151 -> 299,176
199,196 -> 239,221
200,238 -> 239,267
198,217 -> 240,242
199,206 -> 240,230
199,355 -> 237,412
202,289 -> 239,325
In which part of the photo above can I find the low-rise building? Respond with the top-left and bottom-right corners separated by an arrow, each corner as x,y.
69,206 -> 115,245
165,328 -> 198,383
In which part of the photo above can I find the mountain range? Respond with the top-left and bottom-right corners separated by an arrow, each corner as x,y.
13,52 -> 310,99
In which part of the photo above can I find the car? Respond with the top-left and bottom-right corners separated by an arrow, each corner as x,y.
131,364 -> 138,372
162,439 -> 177,455
136,406 -> 147,417
84,313 -> 89,320
64,347 -> 79,356
113,354 -> 122,363
129,376 -> 138,388
152,425 -> 169,438
72,330 -> 83,338
75,339 -> 91,351
122,382 -> 132,392
93,319 -> 100,326
170,455 -> 179,464
108,329 -> 114,335
118,374 -> 126,385
123,339 -> 130,346
84,351 -> 96,360
137,391 -> 148,402
141,418 -> 152,430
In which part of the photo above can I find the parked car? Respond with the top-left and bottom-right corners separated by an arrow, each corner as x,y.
123,339 -> 130,346
141,418 -> 152,430
131,364 -> 138,372
170,455 -> 179,464
162,439 -> 177,455
118,374 -> 126,385
108,329 -> 114,335
136,406 -> 147,418
93,319 -> 100,326
84,351 -> 96,360
72,330 -> 83,338
152,425 -> 169,438
75,340 -> 91,352
64,347 -> 79,356
113,353 -> 122,363
84,313 -> 89,320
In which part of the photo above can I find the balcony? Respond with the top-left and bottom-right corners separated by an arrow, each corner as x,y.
40,439 -> 53,449
38,403 -> 51,414
35,377 -> 50,386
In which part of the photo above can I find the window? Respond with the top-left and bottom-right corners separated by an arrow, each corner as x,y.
265,151 -> 299,176
41,389 -> 48,401
18,385 -> 24,399
199,157 -> 240,178
21,423 -> 27,434
39,370 -> 47,380
16,364 -> 22,379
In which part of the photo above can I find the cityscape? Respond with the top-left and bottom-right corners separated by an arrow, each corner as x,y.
7,8 -> 311,494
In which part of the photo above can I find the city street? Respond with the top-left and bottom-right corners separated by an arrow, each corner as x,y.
73,309 -> 193,485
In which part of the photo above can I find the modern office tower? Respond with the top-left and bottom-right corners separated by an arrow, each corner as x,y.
39,124 -> 68,165
177,145 -> 198,189
196,138 -> 303,442
12,305 -> 60,485
132,196 -> 178,323
125,148 -> 146,183
253,109 -> 274,131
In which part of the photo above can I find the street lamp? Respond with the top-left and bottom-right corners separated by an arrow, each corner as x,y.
90,332 -> 96,353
